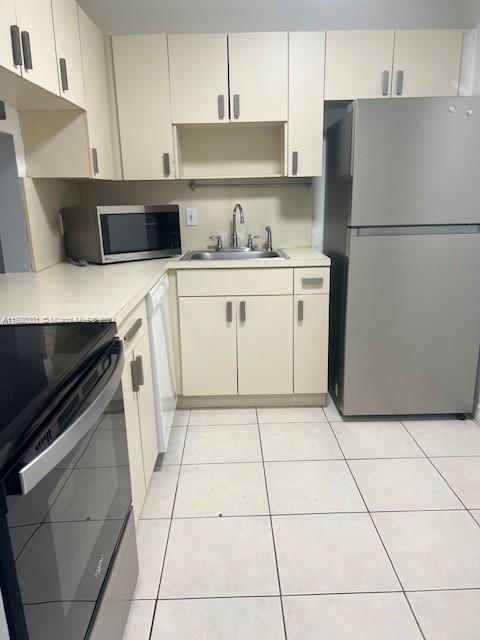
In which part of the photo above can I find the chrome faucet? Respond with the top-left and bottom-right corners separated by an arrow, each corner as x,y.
265,226 -> 273,251
232,204 -> 245,248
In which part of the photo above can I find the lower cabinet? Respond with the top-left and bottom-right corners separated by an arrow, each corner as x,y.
177,268 -> 329,398
294,294 -> 329,394
237,295 -> 293,395
122,330 -> 159,523
179,296 -> 237,396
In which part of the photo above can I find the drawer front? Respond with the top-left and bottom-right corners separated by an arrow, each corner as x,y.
177,268 -> 293,297
118,300 -> 148,354
294,268 -> 330,294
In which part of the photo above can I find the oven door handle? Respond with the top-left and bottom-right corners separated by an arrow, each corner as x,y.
18,346 -> 125,495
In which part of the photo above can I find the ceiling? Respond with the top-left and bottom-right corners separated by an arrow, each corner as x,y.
77,0 -> 480,35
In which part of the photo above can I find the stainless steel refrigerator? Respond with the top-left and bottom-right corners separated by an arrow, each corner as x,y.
324,97 -> 480,417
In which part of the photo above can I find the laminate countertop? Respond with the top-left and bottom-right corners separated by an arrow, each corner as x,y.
0,247 -> 330,325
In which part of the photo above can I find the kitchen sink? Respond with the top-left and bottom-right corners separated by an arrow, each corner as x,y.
182,249 -> 289,261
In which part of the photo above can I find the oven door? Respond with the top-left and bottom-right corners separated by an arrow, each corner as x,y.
98,205 -> 181,263
1,341 -> 138,640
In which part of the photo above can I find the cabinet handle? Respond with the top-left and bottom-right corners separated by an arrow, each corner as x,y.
233,94 -> 240,119
382,70 -> 389,96
218,94 -> 225,120
292,151 -> 298,176
163,152 -> 171,177
92,148 -> 99,175
396,70 -> 404,96
226,300 -> 232,323
124,318 -> 143,342
239,300 -> 246,323
131,358 -> 140,393
136,355 -> 144,388
59,58 -> 68,91
298,300 -> 304,322
10,26 -> 22,67
21,31 -> 32,70
302,277 -> 323,287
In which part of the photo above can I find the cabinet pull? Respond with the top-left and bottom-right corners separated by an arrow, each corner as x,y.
292,151 -> 298,176
124,318 -> 143,342
92,148 -> 99,175
396,70 -> 404,96
298,300 -> 304,322
218,94 -> 225,120
233,94 -> 240,119
239,300 -> 246,323
131,358 -> 140,393
10,26 -> 22,67
302,277 -> 323,287
382,70 -> 389,96
59,58 -> 68,91
163,152 -> 171,177
21,31 -> 32,70
226,301 -> 233,323
136,355 -> 144,388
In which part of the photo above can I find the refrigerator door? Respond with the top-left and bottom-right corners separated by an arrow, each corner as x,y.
341,227 -> 480,416
351,97 -> 480,227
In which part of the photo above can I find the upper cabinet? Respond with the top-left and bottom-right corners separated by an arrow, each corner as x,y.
168,34 -> 229,124
325,31 -> 395,100
0,0 -> 21,75
228,32 -> 288,122
113,35 -> 174,179
14,0 -> 59,94
51,0 -> 85,108
392,30 -> 464,98
78,8 -> 115,179
288,31 -> 325,177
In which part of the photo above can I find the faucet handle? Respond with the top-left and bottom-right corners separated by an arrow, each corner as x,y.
247,234 -> 260,250
209,234 -> 223,251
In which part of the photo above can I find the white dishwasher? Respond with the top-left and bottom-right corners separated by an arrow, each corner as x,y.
147,275 -> 177,452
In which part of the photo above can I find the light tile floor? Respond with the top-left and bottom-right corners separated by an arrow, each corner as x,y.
123,402 -> 480,640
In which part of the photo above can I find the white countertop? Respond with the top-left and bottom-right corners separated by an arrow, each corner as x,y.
0,247 -> 330,325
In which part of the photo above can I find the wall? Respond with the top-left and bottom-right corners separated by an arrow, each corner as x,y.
79,180 -> 313,251
0,105 -> 26,177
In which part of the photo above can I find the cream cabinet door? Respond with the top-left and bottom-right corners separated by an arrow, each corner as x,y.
288,32 -> 325,177
134,332 -> 159,489
0,0 -> 20,75
325,30 -> 395,100
168,34 -> 229,124
392,30 -> 463,98
228,32 -> 288,122
237,295 -> 293,395
113,35 -> 174,180
179,297 -> 237,396
15,0 -> 59,94
79,8 -> 115,179
294,295 -> 329,395
122,351 -> 146,524
51,0 -> 85,108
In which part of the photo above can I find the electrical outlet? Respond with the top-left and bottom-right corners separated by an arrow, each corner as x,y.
186,207 -> 198,226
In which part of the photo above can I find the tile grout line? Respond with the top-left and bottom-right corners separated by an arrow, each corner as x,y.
256,407 -> 289,640
325,418 -> 427,640
399,419 -> 480,530
147,409 -> 191,640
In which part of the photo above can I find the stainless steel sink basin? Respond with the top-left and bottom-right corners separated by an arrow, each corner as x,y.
182,249 -> 289,261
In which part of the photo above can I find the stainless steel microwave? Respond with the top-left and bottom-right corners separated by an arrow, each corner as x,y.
61,205 -> 182,264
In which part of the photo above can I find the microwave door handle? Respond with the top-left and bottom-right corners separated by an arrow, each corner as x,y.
18,347 -> 124,495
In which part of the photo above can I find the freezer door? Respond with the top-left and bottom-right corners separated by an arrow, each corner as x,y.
351,97 -> 480,227
341,229 -> 480,416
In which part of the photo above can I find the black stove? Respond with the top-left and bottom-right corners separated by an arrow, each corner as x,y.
0,323 -> 116,474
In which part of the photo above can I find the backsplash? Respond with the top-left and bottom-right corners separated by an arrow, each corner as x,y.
79,179 -> 313,251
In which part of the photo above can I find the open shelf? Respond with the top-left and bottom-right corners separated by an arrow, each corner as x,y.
174,122 -> 286,179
